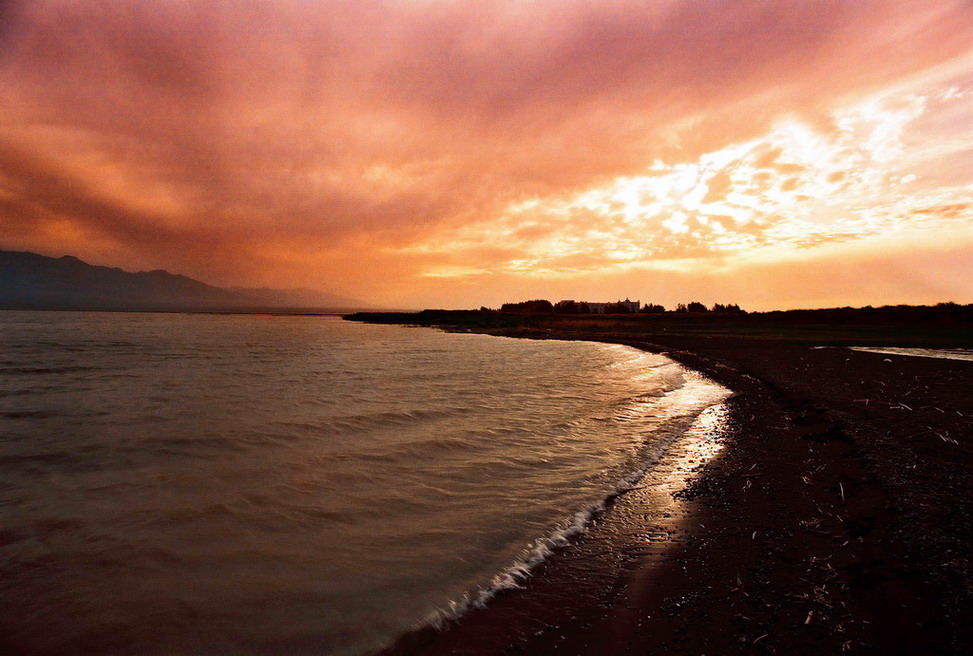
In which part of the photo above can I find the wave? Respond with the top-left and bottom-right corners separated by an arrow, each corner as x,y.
422,502 -> 603,631
274,406 -> 467,436
0,365 -> 103,375
414,387 -> 729,638
0,410 -> 57,419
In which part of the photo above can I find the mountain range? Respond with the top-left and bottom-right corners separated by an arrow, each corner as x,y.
0,249 -> 366,311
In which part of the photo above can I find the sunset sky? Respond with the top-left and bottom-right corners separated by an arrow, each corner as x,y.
1,1 -> 972,310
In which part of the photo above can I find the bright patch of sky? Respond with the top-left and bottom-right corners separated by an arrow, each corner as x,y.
403,71 -> 973,278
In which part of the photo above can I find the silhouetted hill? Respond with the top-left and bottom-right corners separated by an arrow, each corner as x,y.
0,249 -> 364,311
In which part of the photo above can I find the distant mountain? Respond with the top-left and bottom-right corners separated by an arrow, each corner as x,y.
0,249 -> 366,311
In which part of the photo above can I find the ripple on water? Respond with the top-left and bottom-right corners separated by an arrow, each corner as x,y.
0,312 -> 728,656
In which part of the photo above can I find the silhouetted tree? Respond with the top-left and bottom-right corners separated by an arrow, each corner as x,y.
500,299 -> 554,313
711,303 -> 746,314
674,303 -> 688,313
686,301 -> 708,313
554,300 -> 579,314
640,303 -> 666,314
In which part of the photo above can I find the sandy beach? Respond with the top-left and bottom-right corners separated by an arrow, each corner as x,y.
371,324 -> 973,655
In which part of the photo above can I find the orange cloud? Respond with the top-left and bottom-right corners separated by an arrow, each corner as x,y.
0,1 -> 971,307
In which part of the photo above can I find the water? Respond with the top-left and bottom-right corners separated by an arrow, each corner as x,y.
0,311 -> 727,655
849,346 -> 973,362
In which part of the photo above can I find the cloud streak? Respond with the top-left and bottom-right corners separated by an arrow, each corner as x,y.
1,0 -> 972,307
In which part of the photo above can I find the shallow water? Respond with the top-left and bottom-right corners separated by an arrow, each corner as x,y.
0,312 -> 726,655
849,346 -> 973,362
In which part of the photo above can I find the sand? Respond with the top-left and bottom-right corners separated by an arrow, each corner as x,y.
377,332 -> 973,655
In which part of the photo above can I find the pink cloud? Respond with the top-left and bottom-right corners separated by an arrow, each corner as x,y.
0,0 -> 971,305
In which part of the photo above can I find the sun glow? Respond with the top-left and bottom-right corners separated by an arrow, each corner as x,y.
396,75 -> 973,280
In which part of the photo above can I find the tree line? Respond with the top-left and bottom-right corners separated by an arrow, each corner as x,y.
673,302 -> 744,314
495,299 -> 745,314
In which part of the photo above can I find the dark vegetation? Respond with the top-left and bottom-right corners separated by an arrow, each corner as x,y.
673,301 -> 744,313
346,302 -> 973,348
496,299 -> 743,314
500,299 -> 555,313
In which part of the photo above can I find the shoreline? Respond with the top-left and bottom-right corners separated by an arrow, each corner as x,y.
374,327 -> 973,655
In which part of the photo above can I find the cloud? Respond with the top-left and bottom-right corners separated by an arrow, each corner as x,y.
0,0 -> 971,305
397,66 -> 973,279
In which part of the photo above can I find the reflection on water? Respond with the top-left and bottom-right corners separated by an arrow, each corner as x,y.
849,346 -> 973,362
0,312 -> 728,655
667,402 -> 729,482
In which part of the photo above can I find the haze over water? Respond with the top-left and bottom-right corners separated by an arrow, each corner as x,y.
0,312 -> 726,655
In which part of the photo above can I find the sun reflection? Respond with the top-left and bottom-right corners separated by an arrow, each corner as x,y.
622,400 -> 731,542
674,402 -> 731,474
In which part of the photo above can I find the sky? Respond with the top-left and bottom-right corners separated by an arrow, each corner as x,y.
1,0 -> 972,310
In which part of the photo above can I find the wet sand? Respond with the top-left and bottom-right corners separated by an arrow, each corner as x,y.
378,332 -> 973,655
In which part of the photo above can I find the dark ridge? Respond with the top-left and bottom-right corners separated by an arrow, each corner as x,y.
0,248 -> 365,311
